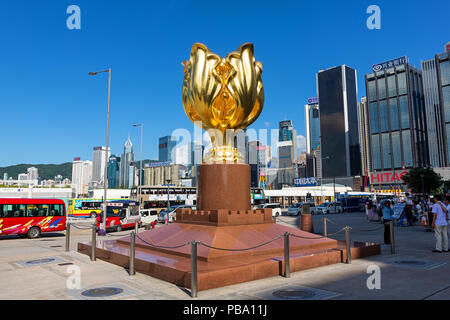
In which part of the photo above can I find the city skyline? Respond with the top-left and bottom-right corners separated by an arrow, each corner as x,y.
1,1 -> 449,166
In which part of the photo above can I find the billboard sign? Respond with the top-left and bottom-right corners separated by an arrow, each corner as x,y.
307,96 -> 319,105
372,56 -> 406,72
146,161 -> 172,168
369,170 -> 408,185
294,177 -> 317,187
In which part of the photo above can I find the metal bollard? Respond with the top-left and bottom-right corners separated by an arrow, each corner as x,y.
323,218 -> 327,237
129,231 -> 136,275
284,232 -> 290,278
91,223 -> 96,261
135,220 -> 139,234
345,226 -> 351,264
65,223 -> 71,252
389,221 -> 395,254
191,240 -> 198,298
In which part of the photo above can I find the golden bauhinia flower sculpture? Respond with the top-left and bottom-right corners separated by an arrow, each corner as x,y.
182,43 -> 264,163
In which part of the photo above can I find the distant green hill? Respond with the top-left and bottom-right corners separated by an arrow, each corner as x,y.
0,163 -> 73,180
0,159 -> 159,181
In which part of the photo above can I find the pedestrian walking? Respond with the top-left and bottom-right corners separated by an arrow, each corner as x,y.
382,200 -> 393,245
376,198 -> 383,223
443,197 -> 450,244
431,195 -> 448,253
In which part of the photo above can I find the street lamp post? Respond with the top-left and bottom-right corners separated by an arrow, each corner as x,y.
132,124 -> 143,213
89,68 -> 111,236
166,179 -> 172,212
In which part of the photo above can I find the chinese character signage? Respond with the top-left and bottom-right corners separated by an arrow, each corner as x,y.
294,177 -> 317,187
372,56 -> 407,72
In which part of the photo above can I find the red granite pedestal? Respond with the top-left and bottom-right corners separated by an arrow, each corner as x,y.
78,164 -> 380,291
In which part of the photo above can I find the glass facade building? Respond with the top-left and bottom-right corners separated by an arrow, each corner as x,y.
365,61 -> 429,171
107,155 -> 120,188
158,136 -> 177,163
277,120 -> 297,187
305,102 -> 321,154
358,97 -> 371,175
119,137 -> 135,188
317,65 -> 361,178
422,50 -> 450,167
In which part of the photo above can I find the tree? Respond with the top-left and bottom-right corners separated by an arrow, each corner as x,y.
401,167 -> 442,194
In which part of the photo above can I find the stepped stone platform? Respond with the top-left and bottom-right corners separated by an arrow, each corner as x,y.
78,210 -> 380,291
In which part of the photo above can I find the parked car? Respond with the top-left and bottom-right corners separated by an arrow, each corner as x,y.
255,203 -> 282,217
317,202 -> 343,214
286,202 -> 316,216
157,205 -> 193,223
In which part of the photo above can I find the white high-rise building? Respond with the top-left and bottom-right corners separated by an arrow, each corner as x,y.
72,158 -> 93,197
92,146 -> 110,186
27,167 -> 39,181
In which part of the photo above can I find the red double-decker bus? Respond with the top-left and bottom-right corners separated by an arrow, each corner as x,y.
0,199 -> 66,239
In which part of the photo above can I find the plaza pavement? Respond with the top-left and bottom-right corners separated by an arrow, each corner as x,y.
0,211 -> 449,300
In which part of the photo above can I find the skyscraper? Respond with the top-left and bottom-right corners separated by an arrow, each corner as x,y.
248,140 -> 260,187
159,136 -> 177,163
92,146 -> 110,186
365,57 -> 429,174
317,65 -> 361,178
107,155 -> 121,188
305,97 -> 321,154
277,120 -> 297,187
72,157 -> 92,197
119,137 -> 134,188
421,49 -> 450,167
358,96 -> 371,176
27,167 -> 38,181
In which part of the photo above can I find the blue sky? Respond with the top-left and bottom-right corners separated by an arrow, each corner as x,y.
0,0 -> 449,166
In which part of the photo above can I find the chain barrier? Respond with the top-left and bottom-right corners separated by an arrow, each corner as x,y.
198,234 -> 284,252
323,218 -> 386,232
135,233 -> 190,249
288,227 -> 347,239
70,224 -> 94,230
103,231 -> 134,238
276,217 -> 298,225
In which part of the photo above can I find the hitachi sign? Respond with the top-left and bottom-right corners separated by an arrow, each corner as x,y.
370,170 -> 408,185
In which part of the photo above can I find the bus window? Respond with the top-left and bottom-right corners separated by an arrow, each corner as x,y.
4,204 -> 26,217
0,205 -> 4,218
49,204 -> 65,217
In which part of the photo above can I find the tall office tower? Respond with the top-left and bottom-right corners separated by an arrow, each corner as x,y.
256,145 -> 272,188
365,57 -> 429,173
234,128 -> 249,164
277,120 -> 297,187
248,140 -> 260,187
305,97 -> 321,154
72,157 -> 92,197
358,97 -> 371,175
421,49 -> 450,167
107,155 -> 121,188
119,137 -> 134,188
159,136 -> 177,163
3,173 -> 8,181
305,96 -> 321,180
27,167 -> 38,181
92,146 -> 110,186
317,65 -> 361,178
193,142 -> 204,165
